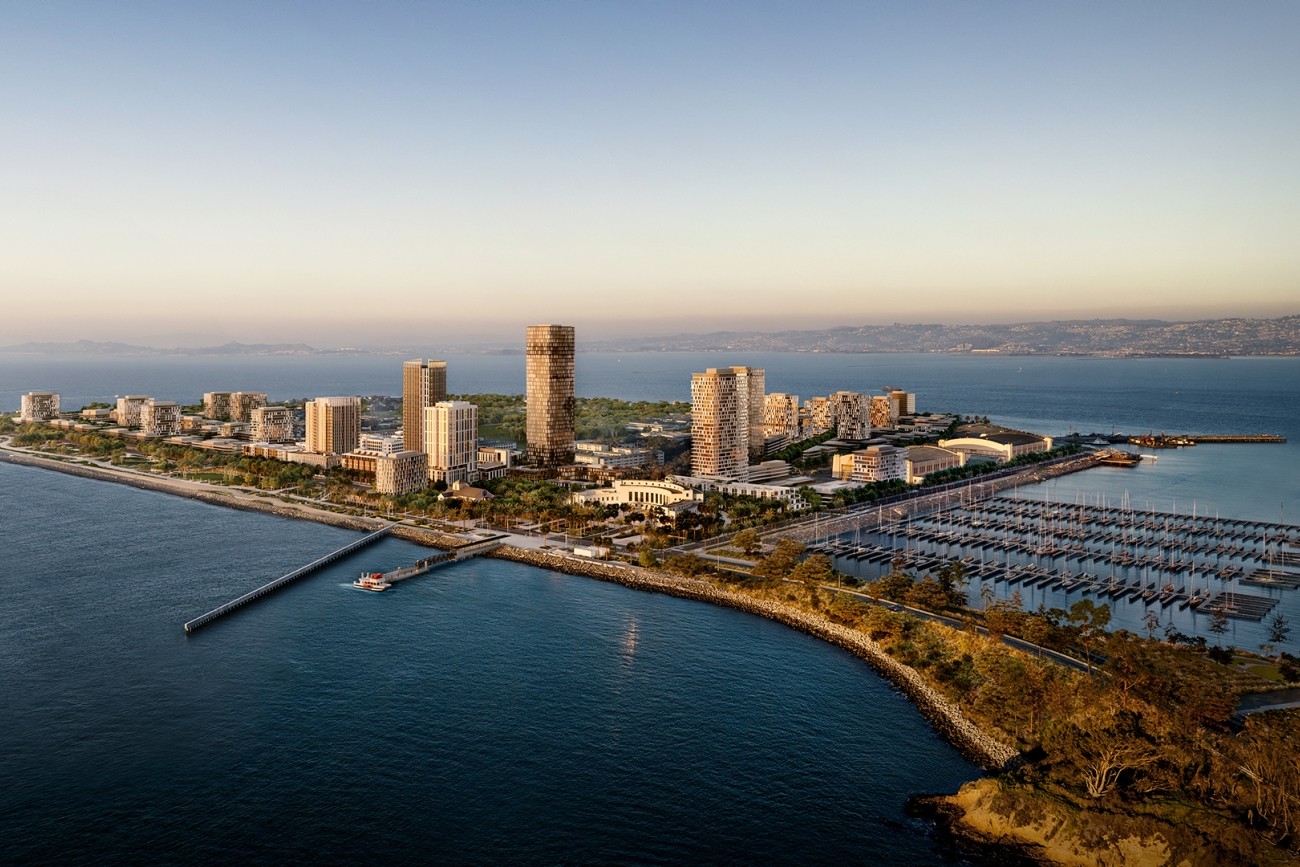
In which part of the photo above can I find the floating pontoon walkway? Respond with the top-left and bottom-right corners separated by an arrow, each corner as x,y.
183,524 -> 396,633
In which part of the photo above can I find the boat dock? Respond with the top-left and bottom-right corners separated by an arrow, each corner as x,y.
809,495 -> 1300,622
184,524 -> 395,633
356,536 -> 506,590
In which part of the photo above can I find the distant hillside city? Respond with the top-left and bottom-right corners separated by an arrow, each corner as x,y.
3,314 -> 1297,357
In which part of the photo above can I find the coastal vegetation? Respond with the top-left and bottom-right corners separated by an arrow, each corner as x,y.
658,543 -> 1300,864
454,393 -> 689,444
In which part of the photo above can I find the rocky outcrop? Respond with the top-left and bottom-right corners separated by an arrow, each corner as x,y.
909,778 -> 1299,867
488,545 -> 1019,771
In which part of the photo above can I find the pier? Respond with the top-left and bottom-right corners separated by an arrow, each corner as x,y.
184,524 -> 396,633
360,536 -> 506,589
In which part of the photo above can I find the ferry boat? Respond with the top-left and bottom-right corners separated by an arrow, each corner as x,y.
1095,449 -> 1142,467
353,572 -> 392,592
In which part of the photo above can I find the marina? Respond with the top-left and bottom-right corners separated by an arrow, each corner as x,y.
811,494 -> 1300,624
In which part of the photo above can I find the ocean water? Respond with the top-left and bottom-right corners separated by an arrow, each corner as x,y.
4,351 -> 1300,860
0,462 -> 977,864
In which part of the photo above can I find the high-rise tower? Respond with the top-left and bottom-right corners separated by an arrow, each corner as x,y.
403,359 -> 447,454
690,368 -> 747,479
525,325 -> 575,467
305,396 -> 361,455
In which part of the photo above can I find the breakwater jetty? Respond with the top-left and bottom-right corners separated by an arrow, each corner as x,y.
487,545 -> 1018,771
184,524 -> 396,633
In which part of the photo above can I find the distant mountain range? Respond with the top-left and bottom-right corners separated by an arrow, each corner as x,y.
0,340 -> 343,357
583,315 -> 1300,357
3,316 -> 1297,357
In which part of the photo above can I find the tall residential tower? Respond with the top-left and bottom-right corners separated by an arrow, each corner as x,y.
403,359 -> 447,454
690,367 -> 748,479
525,325 -> 575,467
305,396 -> 361,455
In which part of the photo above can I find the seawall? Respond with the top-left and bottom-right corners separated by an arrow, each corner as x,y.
487,545 -> 1020,772
0,449 -> 469,548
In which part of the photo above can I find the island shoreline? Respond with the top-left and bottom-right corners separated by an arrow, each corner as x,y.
1,445 -> 1017,772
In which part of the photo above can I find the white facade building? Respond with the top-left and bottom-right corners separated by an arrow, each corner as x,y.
425,400 -> 479,484
20,391 -> 60,422
832,445 -> 907,483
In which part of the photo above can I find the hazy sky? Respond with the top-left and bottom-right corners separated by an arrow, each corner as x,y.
2,1 -> 1298,347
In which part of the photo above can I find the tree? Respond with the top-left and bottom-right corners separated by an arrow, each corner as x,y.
638,543 -> 658,568
906,578 -> 951,612
1267,613 -> 1291,658
1208,607 -> 1230,647
980,584 -> 995,611
1142,609 -> 1161,641
1067,599 -> 1112,675
934,560 -> 967,607
732,529 -> 762,556
789,553 -> 833,587
751,537 -> 805,582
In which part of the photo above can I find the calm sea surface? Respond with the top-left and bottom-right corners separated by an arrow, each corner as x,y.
3,352 -> 1299,861
1,462 -> 976,864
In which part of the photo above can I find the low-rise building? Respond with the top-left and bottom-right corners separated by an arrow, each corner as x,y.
573,441 -> 662,469
904,445 -> 965,484
939,426 -> 1053,463
832,445 -> 907,483
79,407 -> 114,421
359,433 -> 405,454
571,479 -> 702,509
20,391 -> 60,421
672,475 -> 809,510
243,443 -> 339,468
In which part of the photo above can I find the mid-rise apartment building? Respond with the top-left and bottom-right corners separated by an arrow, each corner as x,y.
229,392 -> 267,423
250,406 -> 295,443
305,396 -> 361,455
202,392 -> 232,420
140,399 -> 181,437
20,391 -> 60,422
870,394 -> 896,428
831,391 -> 871,440
832,445 -> 907,483
114,395 -> 150,427
763,392 -> 800,439
803,396 -> 834,436
890,390 -> 916,417
375,450 -> 428,495
525,325 -> 575,467
425,400 -> 478,484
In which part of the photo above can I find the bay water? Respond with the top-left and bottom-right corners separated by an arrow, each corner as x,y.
3,350 -> 1299,861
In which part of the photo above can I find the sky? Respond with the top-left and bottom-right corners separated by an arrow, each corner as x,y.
2,1 -> 1298,348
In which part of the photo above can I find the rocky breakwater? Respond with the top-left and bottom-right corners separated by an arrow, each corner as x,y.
488,545 -> 1018,772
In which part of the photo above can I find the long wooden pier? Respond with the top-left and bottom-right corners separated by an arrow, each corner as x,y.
183,524 -> 396,633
